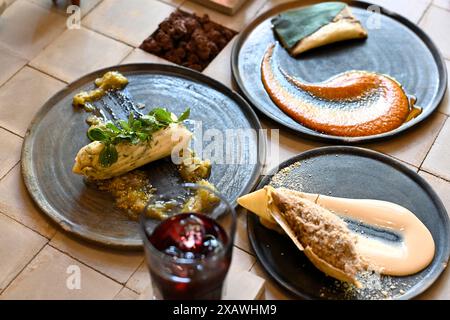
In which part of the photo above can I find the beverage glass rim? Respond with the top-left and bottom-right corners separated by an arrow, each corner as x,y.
139,183 -> 237,265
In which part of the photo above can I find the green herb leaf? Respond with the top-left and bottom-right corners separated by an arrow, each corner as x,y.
132,119 -> 142,131
118,120 -> 130,131
112,133 -> 132,144
128,112 -> 135,127
99,144 -> 118,167
106,122 -> 120,133
150,108 -> 173,124
178,108 -> 190,122
87,127 -> 109,142
90,106 -> 188,167
136,132 -> 148,141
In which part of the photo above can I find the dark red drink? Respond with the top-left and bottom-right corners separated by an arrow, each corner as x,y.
145,213 -> 231,300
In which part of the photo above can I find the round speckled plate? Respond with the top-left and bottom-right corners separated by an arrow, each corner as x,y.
232,0 -> 448,143
247,146 -> 450,299
22,63 -> 264,249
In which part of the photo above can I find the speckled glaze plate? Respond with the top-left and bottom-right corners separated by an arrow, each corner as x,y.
232,0 -> 448,143
247,146 -> 450,299
22,63 -> 264,249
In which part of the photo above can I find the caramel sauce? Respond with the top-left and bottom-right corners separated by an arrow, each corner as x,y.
261,44 -> 416,137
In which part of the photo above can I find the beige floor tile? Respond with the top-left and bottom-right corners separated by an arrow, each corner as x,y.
126,245 -> 254,294
438,60 -> 450,115
250,262 -> 292,300
30,27 -> 132,83
0,165 -> 56,239
159,0 -> 184,7
434,0 -> 450,10
28,0 -> 102,17
83,0 -> 175,47
0,47 -> 26,87
181,0 -> 266,32
1,245 -> 122,299
114,286 -> 139,300
365,112 -> 447,167
422,118 -> 450,180
419,171 -> 450,213
234,207 -> 254,253
229,246 -> 256,273
203,37 -> 236,88
125,261 -> 150,294
420,5 -> 450,60
0,67 -> 65,137
50,231 -> 143,284
0,213 -> 47,291
261,118 -> 324,173
121,48 -> 175,65
0,129 -> 22,179
0,0 -> 67,60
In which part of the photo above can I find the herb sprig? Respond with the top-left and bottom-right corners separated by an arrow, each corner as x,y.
88,108 -> 190,167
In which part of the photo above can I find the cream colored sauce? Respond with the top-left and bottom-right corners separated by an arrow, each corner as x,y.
313,194 -> 435,276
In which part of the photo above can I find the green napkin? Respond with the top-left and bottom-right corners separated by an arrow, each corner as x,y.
272,2 -> 346,49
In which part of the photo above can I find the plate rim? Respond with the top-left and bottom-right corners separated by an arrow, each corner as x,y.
247,146 -> 450,299
231,0 -> 448,143
21,63 -> 266,249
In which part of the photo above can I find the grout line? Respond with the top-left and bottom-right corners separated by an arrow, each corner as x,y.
419,167 -> 450,183
81,0 -> 106,18
233,243 -> 255,256
0,61 -> 28,89
47,241 -> 141,286
124,284 -> 143,296
0,210 -> 56,241
417,1 -> 433,25
80,24 -> 142,49
0,159 -> 20,183
0,163 -> 58,240
25,64 -> 69,84
248,260 -> 258,272
418,115 -> 448,169
255,0 -> 270,16
433,1 -> 450,12
0,205 -> 56,241
0,235 -> 50,296
0,125 -> 23,139
119,49 -> 136,64
113,285 -> 140,300
124,260 -> 146,291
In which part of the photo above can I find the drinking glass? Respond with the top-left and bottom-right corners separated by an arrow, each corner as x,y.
139,183 -> 236,300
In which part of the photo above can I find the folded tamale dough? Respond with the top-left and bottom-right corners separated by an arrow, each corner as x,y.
272,2 -> 368,56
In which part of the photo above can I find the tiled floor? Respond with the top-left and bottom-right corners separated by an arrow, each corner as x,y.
420,5 -> 450,60
0,0 -> 449,300
30,27 -> 133,82
0,66 -> 66,136
83,0 -> 176,47
0,0 -> 67,60
28,0 -> 103,17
